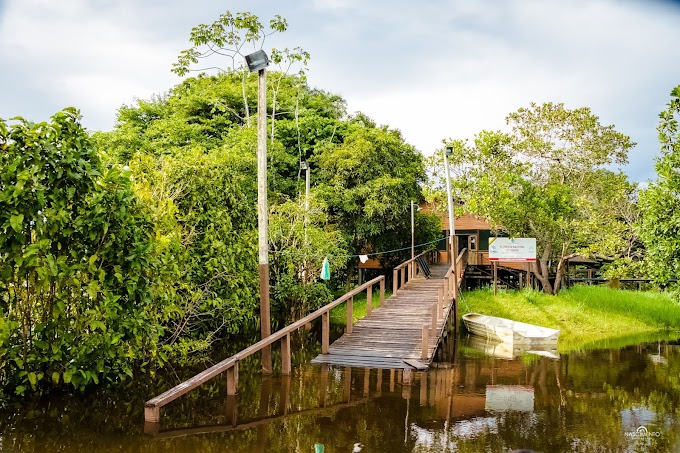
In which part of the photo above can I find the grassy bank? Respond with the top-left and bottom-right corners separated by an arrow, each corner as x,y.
459,285 -> 680,352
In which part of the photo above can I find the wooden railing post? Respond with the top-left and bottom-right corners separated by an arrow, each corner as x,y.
393,269 -> 398,295
281,333 -> 291,375
347,297 -> 353,334
438,287 -> 444,314
322,311 -> 329,354
227,362 -> 239,396
421,324 -> 429,360
366,284 -> 373,317
401,267 -> 405,287
380,278 -> 385,306
431,304 -> 437,333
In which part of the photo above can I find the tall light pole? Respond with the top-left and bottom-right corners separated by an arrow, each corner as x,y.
444,145 -> 458,301
411,200 -> 415,280
246,49 -> 272,374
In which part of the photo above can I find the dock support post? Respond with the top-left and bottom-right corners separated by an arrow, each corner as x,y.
144,406 -> 160,424
421,324 -> 429,360
366,284 -> 372,317
227,362 -> 239,396
281,333 -> 291,375
322,311 -> 329,354
393,269 -> 398,295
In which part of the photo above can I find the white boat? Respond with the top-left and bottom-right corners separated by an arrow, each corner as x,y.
462,313 -> 560,345
467,336 -> 560,360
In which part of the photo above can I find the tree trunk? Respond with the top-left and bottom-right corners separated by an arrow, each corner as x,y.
533,243 -> 553,294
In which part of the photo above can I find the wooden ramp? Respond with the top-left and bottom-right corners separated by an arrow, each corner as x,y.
312,263 -> 453,370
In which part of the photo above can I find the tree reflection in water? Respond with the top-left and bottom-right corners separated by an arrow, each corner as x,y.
0,333 -> 679,452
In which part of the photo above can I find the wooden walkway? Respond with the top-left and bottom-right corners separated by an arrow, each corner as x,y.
312,263 -> 454,369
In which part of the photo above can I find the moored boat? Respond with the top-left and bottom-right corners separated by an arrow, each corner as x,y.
462,313 -> 560,345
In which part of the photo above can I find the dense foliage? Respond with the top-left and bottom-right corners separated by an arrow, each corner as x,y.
639,85 -> 680,287
429,103 -> 635,294
0,109 -> 165,394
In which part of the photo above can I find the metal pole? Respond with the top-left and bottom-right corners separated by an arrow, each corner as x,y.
257,67 -> 272,374
443,149 -> 458,301
411,200 -> 415,279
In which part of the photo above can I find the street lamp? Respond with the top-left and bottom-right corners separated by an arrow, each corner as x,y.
245,49 -> 272,374
444,145 -> 458,301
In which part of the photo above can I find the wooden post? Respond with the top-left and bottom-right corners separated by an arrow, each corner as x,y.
390,369 -> 395,392
377,369 -> 383,396
227,362 -> 239,396
322,311 -> 329,354
420,371 -> 427,406
320,364 -> 328,407
432,304 -> 437,333
144,406 -> 160,425
393,269 -> 398,294
438,287 -> 444,315
363,368 -> 370,397
422,324 -> 429,360
281,333 -> 291,375
226,394 -> 237,427
366,284 -> 373,317
346,297 -> 353,334
403,368 -> 412,386
280,375 -> 291,415
493,261 -> 498,296
380,278 -> 385,306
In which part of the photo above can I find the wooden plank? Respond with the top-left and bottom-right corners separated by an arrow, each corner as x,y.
404,359 -> 429,370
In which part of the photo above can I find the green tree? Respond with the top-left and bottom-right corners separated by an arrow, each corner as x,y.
639,85 -> 680,286
0,109 -> 164,394
446,103 -> 634,294
314,121 -> 436,285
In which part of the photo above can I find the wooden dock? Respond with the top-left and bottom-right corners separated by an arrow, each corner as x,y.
312,262 -> 458,370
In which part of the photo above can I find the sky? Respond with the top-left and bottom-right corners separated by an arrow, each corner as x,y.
1,0 -> 679,183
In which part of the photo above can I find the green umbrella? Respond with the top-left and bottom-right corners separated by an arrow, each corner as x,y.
321,258 -> 330,280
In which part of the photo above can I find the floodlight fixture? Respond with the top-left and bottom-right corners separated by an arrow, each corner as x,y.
445,145 -> 454,157
245,50 -> 269,73
300,161 -> 309,170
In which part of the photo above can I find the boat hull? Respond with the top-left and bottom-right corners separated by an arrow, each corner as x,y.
462,313 -> 560,345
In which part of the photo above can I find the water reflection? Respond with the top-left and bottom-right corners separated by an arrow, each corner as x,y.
1,333 -> 679,452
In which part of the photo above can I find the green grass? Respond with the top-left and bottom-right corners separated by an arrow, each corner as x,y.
459,285 -> 680,352
329,290 -> 392,327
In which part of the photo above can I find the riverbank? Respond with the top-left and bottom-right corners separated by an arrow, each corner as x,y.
459,285 -> 680,352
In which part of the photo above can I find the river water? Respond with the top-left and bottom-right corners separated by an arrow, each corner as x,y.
1,331 -> 679,452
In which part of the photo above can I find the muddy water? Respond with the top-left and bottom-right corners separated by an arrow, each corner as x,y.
1,332 -> 679,452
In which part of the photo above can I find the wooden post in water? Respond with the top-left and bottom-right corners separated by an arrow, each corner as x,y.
363,368 -> 370,397
281,333 -> 291,375
319,364 -> 328,407
419,371 -> 427,406
227,362 -> 239,396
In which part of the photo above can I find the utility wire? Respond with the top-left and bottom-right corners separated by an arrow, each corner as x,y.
269,234 -> 451,259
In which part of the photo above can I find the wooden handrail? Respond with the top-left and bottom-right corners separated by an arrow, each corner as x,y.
145,275 -> 385,423
392,248 -> 438,295
394,248 -> 436,271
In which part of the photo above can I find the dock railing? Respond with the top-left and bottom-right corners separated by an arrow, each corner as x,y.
444,248 -> 468,300
392,248 -> 439,295
145,275 -> 385,424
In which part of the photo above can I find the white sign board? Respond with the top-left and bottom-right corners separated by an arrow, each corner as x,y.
488,237 -> 536,262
